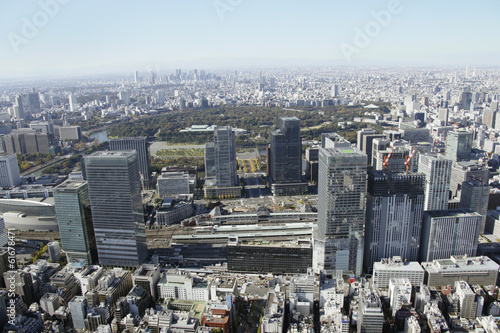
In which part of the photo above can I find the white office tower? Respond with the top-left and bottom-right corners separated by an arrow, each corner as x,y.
372,256 -> 424,288
134,71 -> 139,84
214,126 -> 238,187
69,94 -> 77,112
47,241 -> 61,262
388,278 -> 412,316
331,84 -> 339,97
455,281 -> 477,319
314,134 -> 367,276
357,288 -> 384,333
418,154 -> 452,210
0,154 -> 21,188
420,209 -> 481,262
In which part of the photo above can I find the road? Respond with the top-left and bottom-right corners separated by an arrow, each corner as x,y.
21,156 -> 68,177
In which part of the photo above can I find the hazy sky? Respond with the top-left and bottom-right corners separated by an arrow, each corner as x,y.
0,0 -> 499,78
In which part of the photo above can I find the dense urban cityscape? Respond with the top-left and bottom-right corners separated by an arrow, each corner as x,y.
1,1 -> 500,332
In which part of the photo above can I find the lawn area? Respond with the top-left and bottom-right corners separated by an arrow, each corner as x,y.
156,148 -> 205,157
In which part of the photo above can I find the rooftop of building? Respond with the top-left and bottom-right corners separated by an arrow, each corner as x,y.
425,208 -> 480,218
231,238 -> 312,249
373,257 -> 424,271
321,146 -> 365,157
422,255 -> 500,272
54,180 -> 87,191
87,150 -> 136,158
0,197 -> 54,206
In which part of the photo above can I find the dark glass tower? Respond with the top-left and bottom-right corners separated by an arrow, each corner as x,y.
85,151 -> 147,268
53,180 -> 96,264
270,117 -> 302,183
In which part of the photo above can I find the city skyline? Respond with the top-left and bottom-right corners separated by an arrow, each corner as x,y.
0,0 -> 499,79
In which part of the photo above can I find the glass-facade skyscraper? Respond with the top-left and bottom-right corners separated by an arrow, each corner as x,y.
270,117 -> 302,183
110,137 -> 150,188
85,151 -> 147,268
364,171 -> 425,273
446,130 -> 473,162
314,134 -> 367,276
214,126 -> 238,187
53,180 -> 96,264
418,154 -> 452,211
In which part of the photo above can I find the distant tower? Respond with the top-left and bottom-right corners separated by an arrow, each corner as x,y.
270,117 -> 302,183
331,84 -> 339,97
314,134 -> 367,276
53,180 -> 96,264
69,94 -> 77,112
418,154 -> 452,211
150,72 -> 156,85
85,151 -> 147,268
214,126 -> 238,187
110,137 -> 150,189
14,95 -> 24,120
134,71 -> 139,84
446,130 -> 473,162
465,65 -> 471,79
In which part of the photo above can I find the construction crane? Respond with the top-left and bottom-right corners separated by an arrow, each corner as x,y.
383,146 -> 395,172
404,147 -> 418,174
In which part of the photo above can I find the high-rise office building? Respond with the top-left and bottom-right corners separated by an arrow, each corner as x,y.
450,161 -> 489,199
357,129 -> 385,166
364,171 -> 425,273
85,151 -> 147,268
331,84 -> 339,98
460,178 -> 490,234
0,218 -> 7,248
420,209 -> 481,262
0,154 -> 21,188
110,137 -> 150,188
134,71 -> 139,84
461,88 -> 472,111
47,241 -> 61,262
3,270 -> 36,306
117,91 -> 130,105
314,134 -> 367,276
21,92 -> 40,119
69,296 -> 88,330
214,126 -> 238,187
418,154 -> 452,211
357,288 -> 384,333
53,180 -> 96,264
14,95 -> 24,120
69,94 -> 78,112
446,130 -> 473,162
270,117 -> 302,183
204,142 -> 216,178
